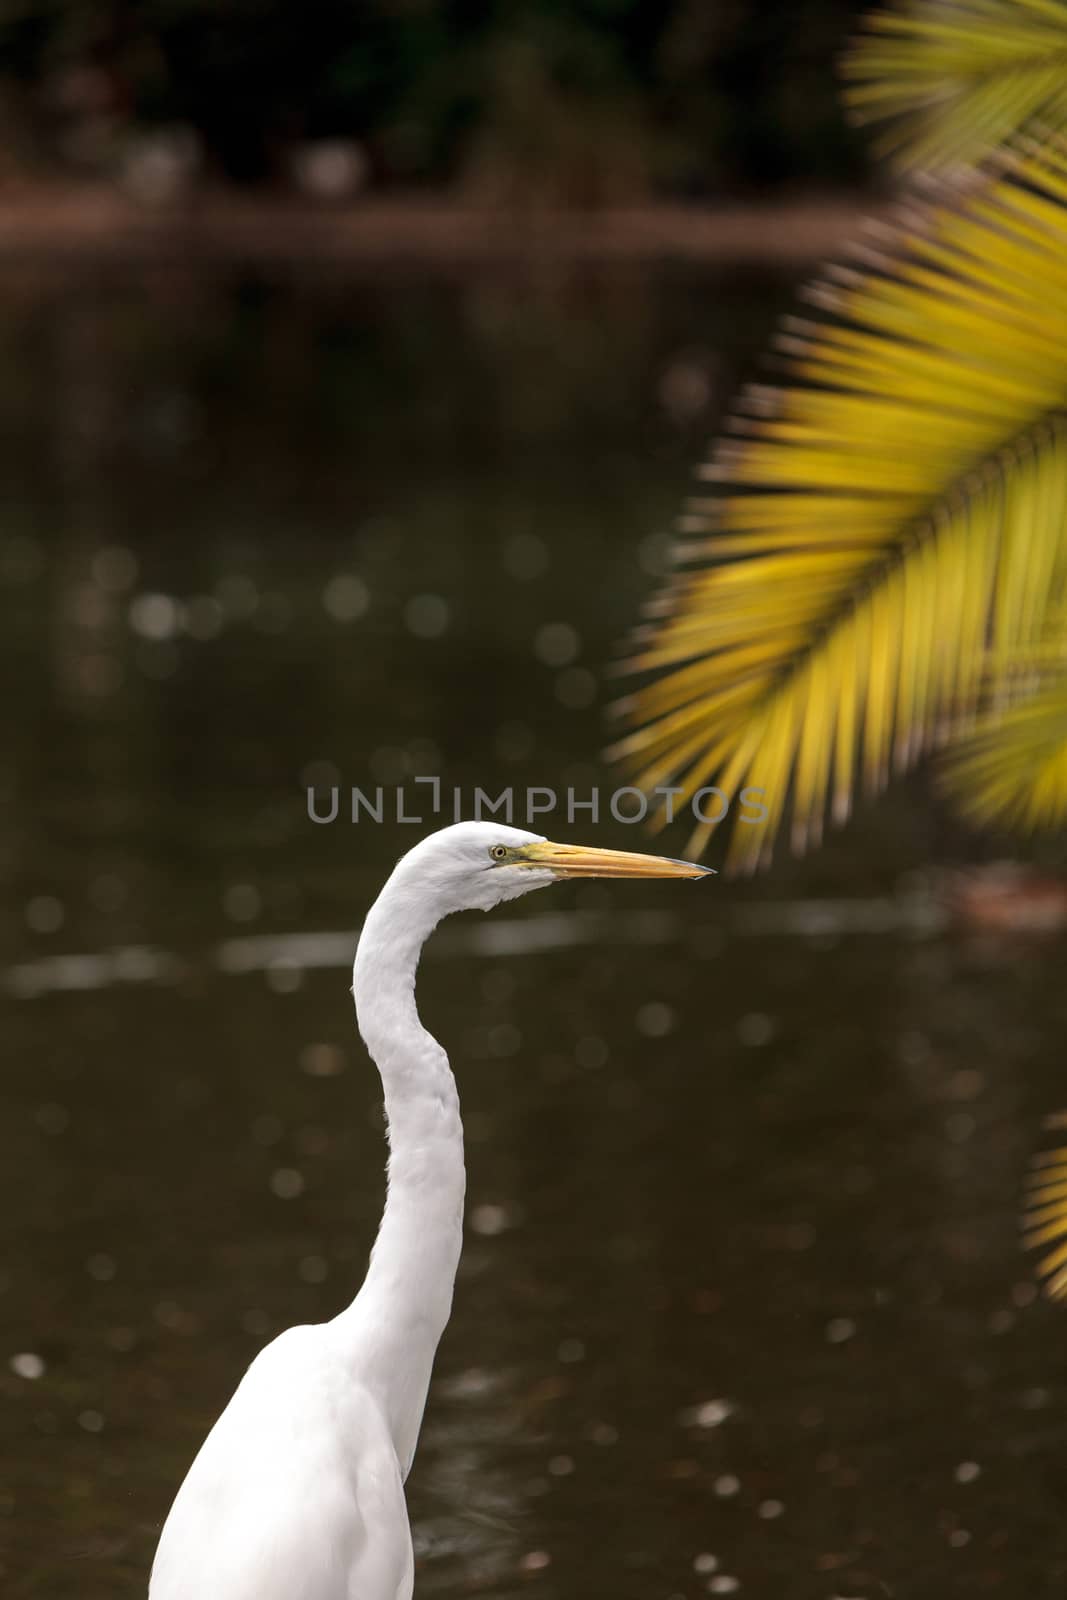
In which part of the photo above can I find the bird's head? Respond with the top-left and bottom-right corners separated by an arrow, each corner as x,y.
390,820 -> 712,917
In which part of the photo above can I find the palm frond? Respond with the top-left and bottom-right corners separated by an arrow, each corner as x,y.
842,0 -> 1067,174
943,668 -> 1067,828
1022,1117 -> 1067,1298
611,144 -> 1067,871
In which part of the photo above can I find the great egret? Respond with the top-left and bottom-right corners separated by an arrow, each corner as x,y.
148,821 -> 710,1600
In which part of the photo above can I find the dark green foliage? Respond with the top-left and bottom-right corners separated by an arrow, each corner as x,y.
0,0 -> 871,193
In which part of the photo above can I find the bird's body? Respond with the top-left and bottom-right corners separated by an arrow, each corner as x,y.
148,1326 -> 414,1599
148,823 -> 708,1599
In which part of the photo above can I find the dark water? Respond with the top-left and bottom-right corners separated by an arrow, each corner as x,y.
1,264 -> 1066,1599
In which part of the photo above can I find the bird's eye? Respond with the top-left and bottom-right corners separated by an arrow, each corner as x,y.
489,845 -> 509,862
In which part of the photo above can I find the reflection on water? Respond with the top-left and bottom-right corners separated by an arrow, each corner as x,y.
1,893 -> 954,999
2,266 -> 1067,1598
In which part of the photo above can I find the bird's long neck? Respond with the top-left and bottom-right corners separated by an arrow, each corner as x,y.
334,877 -> 465,1477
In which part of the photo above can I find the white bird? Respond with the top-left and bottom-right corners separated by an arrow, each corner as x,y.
149,821 -> 709,1600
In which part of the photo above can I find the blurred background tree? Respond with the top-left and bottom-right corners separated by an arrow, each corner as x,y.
0,0 -> 872,199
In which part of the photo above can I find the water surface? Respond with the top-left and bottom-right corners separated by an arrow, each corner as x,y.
2,264 -> 1066,1598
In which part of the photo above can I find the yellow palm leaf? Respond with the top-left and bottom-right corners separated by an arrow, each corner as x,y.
942,669 -> 1067,829
1022,1121 -> 1067,1298
612,144 -> 1067,871
842,0 -> 1067,173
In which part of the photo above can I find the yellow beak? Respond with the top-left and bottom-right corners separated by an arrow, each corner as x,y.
516,839 -> 713,880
